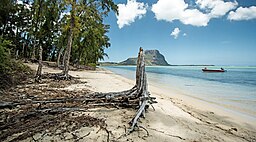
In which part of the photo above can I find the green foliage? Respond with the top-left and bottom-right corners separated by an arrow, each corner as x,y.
0,37 -> 12,71
0,0 -> 119,89
0,59 -> 32,90
88,63 -> 97,69
0,37 -> 32,90
68,1 -> 115,65
0,0 -> 118,66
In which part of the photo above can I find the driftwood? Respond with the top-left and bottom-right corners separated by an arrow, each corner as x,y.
129,47 -> 154,132
0,47 -> 156,140
76,47 -> 156,132
83,47 -> 156,132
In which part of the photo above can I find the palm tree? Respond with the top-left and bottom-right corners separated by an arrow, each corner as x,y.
62,0 -> 118,77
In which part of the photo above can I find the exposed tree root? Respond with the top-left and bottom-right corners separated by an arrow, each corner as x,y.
41,72 -> 75,80
0,48 -> 157,141
148,128 -> 186,141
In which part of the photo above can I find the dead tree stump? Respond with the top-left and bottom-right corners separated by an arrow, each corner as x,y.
129,47 -> 154,132
89,47 -> 156,132
2,47 -> 156,135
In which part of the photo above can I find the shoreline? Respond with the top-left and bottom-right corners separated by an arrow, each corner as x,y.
148,80 -> 256,127
95,67 -> 256,139
23,63 -> 256,141
103,66 -> 256,127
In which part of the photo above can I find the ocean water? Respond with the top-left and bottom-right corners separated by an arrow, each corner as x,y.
103,66 -> 256,119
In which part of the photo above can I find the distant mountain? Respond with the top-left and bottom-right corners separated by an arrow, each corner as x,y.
119,50 -> 169,66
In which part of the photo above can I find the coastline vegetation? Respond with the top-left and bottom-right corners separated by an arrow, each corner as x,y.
1,1 -> 255,142
0,36 -> 33,91
0,0 -> 117,77
0,1 -> 157,141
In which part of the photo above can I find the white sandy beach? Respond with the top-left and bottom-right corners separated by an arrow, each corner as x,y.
23,63 -> 256,142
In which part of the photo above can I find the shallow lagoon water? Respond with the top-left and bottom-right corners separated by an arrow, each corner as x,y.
104,66 -> 256,119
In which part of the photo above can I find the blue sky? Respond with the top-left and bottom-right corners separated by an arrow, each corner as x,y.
103,0 -> 256,65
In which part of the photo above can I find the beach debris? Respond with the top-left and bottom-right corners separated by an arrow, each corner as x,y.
85,47 -> 157,133
128,47 -> 157,132
0,47 -> 157,141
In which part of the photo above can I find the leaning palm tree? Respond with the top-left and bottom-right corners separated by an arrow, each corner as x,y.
62,0 -> 118,78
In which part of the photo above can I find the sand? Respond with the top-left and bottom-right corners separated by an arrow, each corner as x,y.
23,63 -> 256,142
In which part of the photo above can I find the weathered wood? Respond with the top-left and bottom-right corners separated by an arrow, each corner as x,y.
0,102 -> 15,109
136,47 -> 144,94
1,47 -> 156,138
128,47 -> 152,132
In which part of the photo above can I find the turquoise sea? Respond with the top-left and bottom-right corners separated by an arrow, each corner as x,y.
104,66 -> 256,119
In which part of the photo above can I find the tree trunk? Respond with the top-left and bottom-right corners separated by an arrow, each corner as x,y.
128,47 -> 151,132
22,43 -> 25,58
63,1 -> 75,77
62,49 -> 66,67
63,30 -> 73,76
57,48 -> 64,67
51,47 -> 57,61
136,47 -> 143,92
31,44 -> 36,60
35,46 -> 43,81
78,46 -> 83,65
15,50 -> 19,60
24,44 -> 28,63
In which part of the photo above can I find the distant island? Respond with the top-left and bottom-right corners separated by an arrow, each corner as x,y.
120,49 -> 169,66
100,49 -> 215,66
101,49 -> 170,66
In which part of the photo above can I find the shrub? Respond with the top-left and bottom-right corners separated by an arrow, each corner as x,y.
0,37 -> 33,91
88,63 -> 97,69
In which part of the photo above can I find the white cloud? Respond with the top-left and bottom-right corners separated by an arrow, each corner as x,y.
183,33 -> 187,36
151,0 -> 186,22
152,0 -> 209,26
171,28 -> 181,39
116,0 -> 148,29
181,9 -> 209,26
151,0 -> 239,27
228,6 -> 256,21
196,0 -> 238,18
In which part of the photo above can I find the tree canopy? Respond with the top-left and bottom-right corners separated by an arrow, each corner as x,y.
0,0 -> 117,67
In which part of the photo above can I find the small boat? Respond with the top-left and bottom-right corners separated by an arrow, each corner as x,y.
202,68 -> 226,72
